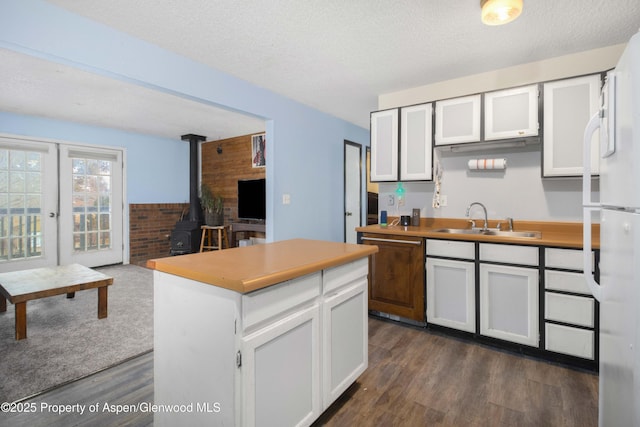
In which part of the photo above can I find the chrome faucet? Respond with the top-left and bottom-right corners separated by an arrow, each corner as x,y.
466,202 -> 488,231
497,217 -> 514,231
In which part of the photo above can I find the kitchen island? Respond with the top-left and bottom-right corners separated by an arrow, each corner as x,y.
147,238 -> 377,427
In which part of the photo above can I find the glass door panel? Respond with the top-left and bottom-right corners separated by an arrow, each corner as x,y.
59,146 -> 123,267
0,139 -> 58,271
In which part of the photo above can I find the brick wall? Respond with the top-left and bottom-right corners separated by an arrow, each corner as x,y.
129,203 -> 188,265
201,133 -> 265,223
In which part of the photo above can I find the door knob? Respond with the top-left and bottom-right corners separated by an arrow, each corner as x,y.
49,212 -> 56,218
345,212 -> 352,216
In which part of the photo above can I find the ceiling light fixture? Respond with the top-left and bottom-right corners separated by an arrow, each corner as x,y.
481,0 -> 523,26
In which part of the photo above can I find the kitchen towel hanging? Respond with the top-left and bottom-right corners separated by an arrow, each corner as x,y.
468,158 -> 507,170
432,161 -> 443,208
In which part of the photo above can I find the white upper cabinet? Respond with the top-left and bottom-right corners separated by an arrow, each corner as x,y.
400,103 -> 433,181
370,109 -> 399,181
434,94 -> 481,146
484,84 -> 540,141
543,74 -> 601,177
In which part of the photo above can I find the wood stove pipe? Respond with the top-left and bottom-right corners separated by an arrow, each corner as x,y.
181,133 -> 207,223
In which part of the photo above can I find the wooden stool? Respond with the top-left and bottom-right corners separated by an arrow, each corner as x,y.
200,225 -> 229,251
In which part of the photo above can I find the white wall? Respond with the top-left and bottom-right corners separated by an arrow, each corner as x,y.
376,44 -> 626,222
377,146 -> 599,222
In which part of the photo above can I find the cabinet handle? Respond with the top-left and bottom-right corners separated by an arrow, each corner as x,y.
361,237 -> 422,245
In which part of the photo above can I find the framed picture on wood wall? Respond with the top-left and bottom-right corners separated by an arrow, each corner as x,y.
251,133 -> 266,168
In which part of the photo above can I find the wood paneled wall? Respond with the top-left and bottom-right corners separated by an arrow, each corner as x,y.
201,133 -> 265,224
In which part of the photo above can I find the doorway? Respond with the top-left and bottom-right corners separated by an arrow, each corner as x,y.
344,141 -> 362,243
0,137 -> 124,271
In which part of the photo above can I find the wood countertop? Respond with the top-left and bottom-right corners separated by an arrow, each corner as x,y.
147,238 -> 378,294
356,217 -> 599,249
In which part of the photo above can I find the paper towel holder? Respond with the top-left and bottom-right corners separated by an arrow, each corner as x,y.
468,158 -> 507,171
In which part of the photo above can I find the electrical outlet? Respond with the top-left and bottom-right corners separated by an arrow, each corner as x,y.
387,195 -> 395,206
440,195 -> 448,206
282,193 -> 291,205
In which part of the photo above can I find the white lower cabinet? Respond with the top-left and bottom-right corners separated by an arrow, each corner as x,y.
242,304 -> 321,427
479,263 -> 539,346
426,258 -> 475,332
322,279 -> 367,406
543,247 -> 598,361
544,292 -> 594,328
545,323 -> 594,359
423,241 -> 598,366
154,257 -> 370,427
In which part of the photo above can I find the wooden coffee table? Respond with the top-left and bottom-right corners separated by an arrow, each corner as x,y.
0,264 -> 113,340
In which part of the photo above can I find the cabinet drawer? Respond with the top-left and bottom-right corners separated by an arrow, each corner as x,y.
243,272 -> 321,331
479,243 -> 538,266
545,270 -> 591,295
426,239 -> 475,260
545,323 -> 594,359
545,248 -> 593,271
323,258 -> 368,295
545,292 -> 594,327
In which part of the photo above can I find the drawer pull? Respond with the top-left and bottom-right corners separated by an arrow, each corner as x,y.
361,237 -> 422,245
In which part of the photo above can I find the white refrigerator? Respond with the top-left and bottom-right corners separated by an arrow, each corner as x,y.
583,31 -> 640,427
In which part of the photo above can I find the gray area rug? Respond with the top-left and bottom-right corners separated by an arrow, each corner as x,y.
0,264 -> 153,403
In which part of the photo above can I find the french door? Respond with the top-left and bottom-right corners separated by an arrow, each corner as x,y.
58,145 -> 123,267
0,138 -> 58,270
0,137 -> 123,271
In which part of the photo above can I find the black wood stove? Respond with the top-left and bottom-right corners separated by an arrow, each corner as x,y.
170,134 -> 206,255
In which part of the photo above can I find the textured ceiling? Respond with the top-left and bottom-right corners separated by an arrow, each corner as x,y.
3,0 -> 640,139
0,49 -> 265,141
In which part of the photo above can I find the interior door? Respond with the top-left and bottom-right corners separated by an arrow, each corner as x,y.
0,137 -> 58,271
58,145 -> 123,267
344,141 -> 361,243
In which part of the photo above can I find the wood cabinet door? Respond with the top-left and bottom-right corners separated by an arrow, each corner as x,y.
400,103 -> 433,181
241,304 -> 321,427
370,109 -> 399,181
426,258 -> 476,332
434,94 -> 481,145
543,74 -> 601,177
322,279 -> 368,408
484,84 -> 539,141
362,234 -> 424,322
479,263 -> 539,346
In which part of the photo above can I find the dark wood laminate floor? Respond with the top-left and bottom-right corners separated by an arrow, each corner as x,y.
315,318 -> 598,426
1,318 -> 598,426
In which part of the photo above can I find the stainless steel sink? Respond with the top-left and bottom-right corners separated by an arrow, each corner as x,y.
484,230 -> 542,238
432,228 -> 541,239
433,228 -> 486,234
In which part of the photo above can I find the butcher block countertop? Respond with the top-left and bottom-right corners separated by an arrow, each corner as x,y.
147,238 -> 378,294
357,217 -> 599,249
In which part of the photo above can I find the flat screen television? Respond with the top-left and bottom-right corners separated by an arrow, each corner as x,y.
237,178 -> 266,221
